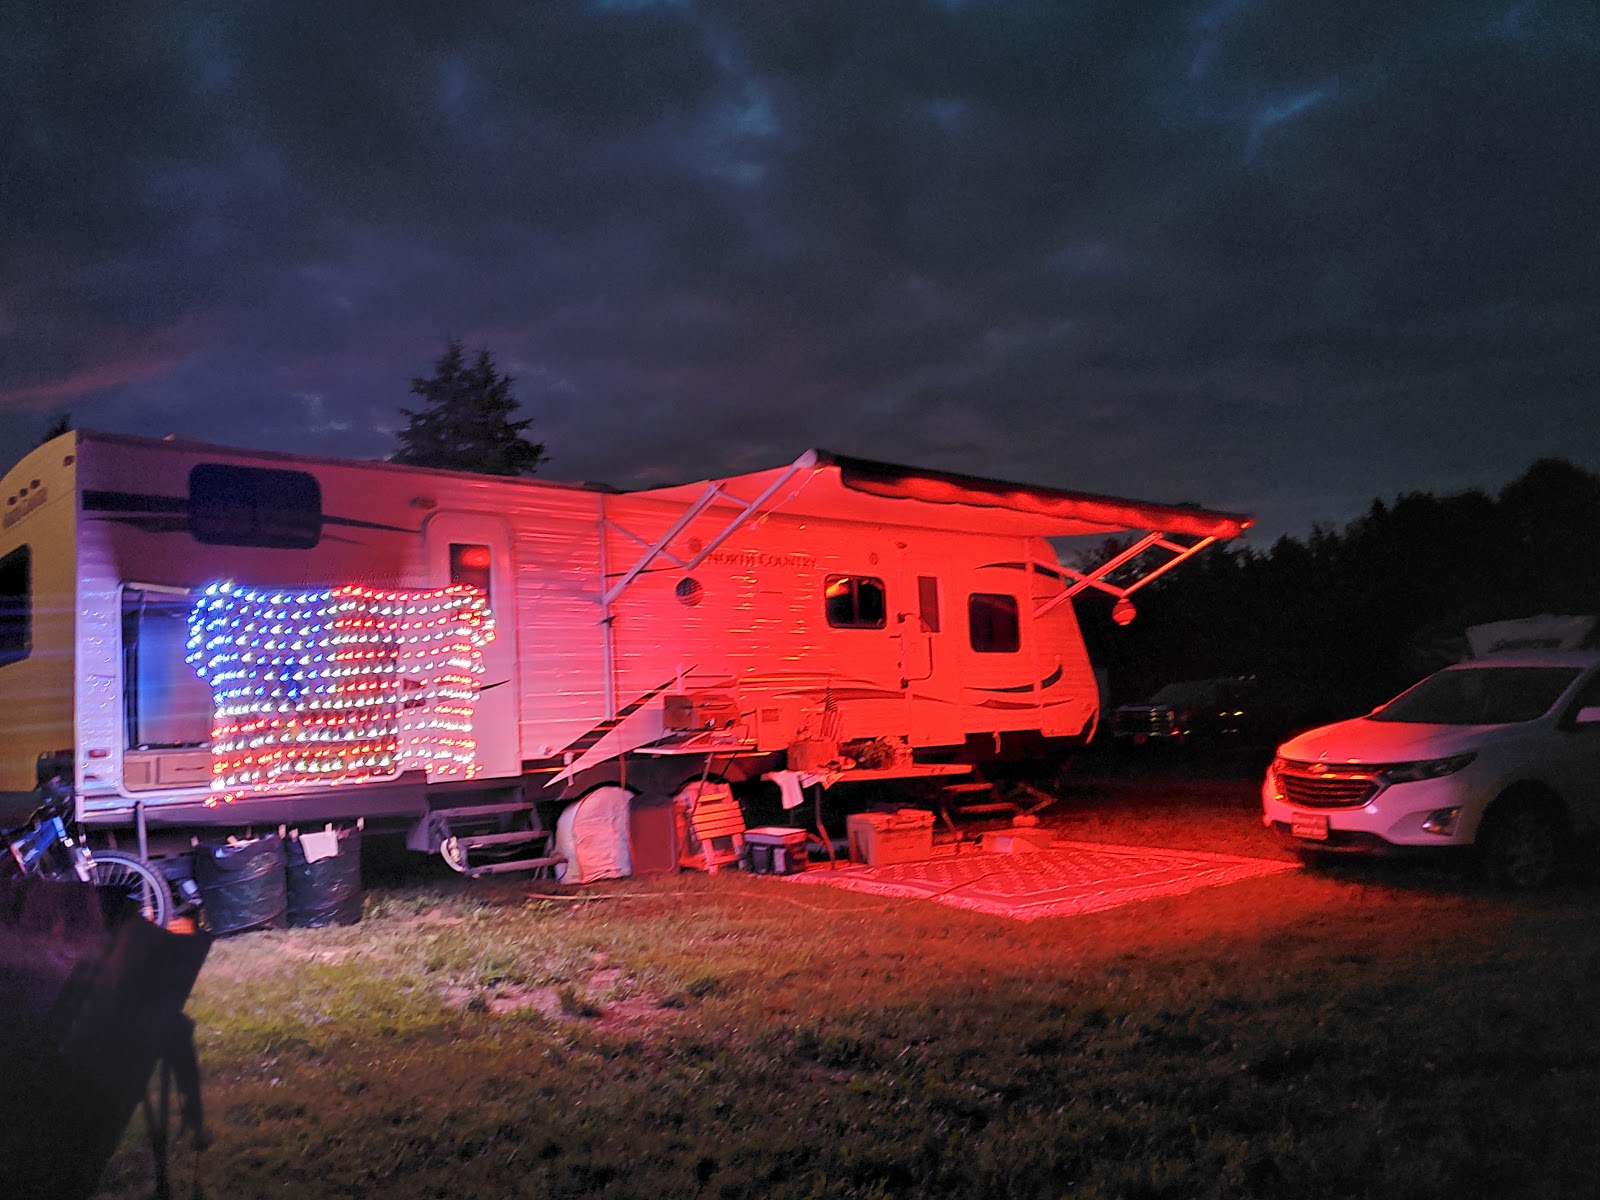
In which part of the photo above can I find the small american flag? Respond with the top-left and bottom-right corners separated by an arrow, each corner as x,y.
821,685 -> 843,742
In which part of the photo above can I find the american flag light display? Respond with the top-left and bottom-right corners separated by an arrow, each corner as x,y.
187,581 -> 494,794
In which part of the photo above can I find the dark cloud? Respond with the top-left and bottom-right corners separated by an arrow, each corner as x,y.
3,1 -> 1597,544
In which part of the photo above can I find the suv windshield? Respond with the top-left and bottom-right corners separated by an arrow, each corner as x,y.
1372,666 -> 1581,726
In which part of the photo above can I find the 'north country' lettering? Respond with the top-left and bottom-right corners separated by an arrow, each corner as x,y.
706,549 -> 816,572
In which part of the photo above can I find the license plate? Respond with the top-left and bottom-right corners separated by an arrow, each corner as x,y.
1292,813 -> 1330,841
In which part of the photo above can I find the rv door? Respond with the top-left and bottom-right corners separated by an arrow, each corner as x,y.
423,513 -> 521,780
894,552 -> 964,747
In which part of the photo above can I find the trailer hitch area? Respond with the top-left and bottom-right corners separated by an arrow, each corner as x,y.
405,810 -> 451,854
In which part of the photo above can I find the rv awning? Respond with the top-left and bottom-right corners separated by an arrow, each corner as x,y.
813,451 -> 1249,541
602,449 -> 1252,608
631,449 -> 1250,541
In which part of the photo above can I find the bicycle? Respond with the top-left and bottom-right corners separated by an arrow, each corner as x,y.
2,779 -> 173,927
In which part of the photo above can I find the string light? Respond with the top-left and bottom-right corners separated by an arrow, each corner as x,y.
187,580 -> 494,796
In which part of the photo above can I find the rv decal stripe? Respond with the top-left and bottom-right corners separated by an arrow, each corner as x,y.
972,664 -> 1065,694
776,687 -> 904,703
84,490 -> 186,514
978,560 -> 1067,581
560,676 -> 679,756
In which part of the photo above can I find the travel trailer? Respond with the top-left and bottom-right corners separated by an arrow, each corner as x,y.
0,431 -> 1249,877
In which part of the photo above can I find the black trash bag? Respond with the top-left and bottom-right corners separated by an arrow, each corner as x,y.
0,875 -> 211,1200
285,825 -> 363,928
193,832 -> 288,935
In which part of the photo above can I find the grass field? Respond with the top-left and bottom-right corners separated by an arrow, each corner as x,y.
93,752 -> 1600,1199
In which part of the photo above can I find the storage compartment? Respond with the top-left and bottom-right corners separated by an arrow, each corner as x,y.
744,826 -> 809,875
122,749 -> 213,792
846,809 -> 934,866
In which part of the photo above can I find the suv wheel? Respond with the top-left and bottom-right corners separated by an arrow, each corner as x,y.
1477,797 -> 1563,890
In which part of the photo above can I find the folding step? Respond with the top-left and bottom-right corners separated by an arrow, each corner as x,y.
935,780 -> 1020,834
943,781 -> 995,795
950,801 -> 1022,816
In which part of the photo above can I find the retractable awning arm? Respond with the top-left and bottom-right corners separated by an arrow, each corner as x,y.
601,452 -> 819,606
1034,530 -> 1222,621
600,447 -> 1249,615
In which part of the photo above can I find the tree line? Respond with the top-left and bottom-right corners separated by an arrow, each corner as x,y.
1078,458 -> 1600,722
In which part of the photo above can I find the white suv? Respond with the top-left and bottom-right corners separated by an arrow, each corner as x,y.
1262,651 -> 1600,888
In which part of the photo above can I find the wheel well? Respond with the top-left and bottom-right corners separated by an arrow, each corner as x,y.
1475,783 -> 1569,843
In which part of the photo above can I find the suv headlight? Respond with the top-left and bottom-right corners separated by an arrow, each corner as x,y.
1378,753 -> 1476,784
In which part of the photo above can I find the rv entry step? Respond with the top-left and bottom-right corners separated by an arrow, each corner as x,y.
935,780 -> 1022,834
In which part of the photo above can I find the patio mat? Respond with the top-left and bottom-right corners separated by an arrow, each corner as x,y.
786,840 -> 1299,920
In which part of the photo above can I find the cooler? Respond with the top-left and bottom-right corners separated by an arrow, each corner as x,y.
744,826 -> 810,875
846,809 -> 934,866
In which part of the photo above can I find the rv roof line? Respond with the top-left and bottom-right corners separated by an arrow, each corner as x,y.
66,428 -> 603,492
54,431 -> 1250,539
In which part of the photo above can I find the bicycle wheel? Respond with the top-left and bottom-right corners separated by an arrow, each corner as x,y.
92,850 -> 173,927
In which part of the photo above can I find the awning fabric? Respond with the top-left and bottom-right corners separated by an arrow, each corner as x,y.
630,449 -> 1252,542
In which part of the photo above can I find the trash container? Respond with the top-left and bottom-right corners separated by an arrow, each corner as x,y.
194,833 -> 288,935
285,825 -> 363,927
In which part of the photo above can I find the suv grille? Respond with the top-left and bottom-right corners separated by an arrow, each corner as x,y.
1276,762 -> 1379,808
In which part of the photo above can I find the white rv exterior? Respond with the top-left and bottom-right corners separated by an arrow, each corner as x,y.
0,431 -> 1249,865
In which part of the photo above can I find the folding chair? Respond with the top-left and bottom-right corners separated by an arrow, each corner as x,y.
678,782 -> 747,873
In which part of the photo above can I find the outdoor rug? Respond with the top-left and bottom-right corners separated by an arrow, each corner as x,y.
786,840 -> 1299,920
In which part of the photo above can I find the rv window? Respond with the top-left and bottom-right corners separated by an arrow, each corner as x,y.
189,463 -> 323,549
450,543 -> 492,604
123,591 -> 213,749
0,545 -> 30,667
917,576 -> 941,633
968,593 -> 1020,653
824,575 -> 887,629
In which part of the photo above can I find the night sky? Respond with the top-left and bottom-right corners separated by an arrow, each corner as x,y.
5,2 -> 1597,544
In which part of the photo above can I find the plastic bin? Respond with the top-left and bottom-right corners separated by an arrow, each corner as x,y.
981,826 -> 1055,854
744,826 -> 809,875
286,825 -> 364,928
194,833 -> 288,935
846,809 -> 934,866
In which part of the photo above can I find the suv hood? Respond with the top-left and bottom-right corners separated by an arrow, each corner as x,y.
1278,717 -> 1496,765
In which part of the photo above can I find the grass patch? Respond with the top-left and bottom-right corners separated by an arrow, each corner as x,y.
94,761 -> 1600,1199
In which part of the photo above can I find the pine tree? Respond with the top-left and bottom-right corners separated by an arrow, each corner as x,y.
38,412 -> 71,446
391,340 -> 547,476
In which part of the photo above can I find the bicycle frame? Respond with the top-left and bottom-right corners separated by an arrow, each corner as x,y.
3,798 -> 97,882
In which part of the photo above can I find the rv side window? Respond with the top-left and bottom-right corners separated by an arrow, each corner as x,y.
968,593 -> 1020,653
917,576 -> 941,633
824,575 -> 886,629
189,463 -> 323,549
0,545 -> 30,667
123,590 -> 213,749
